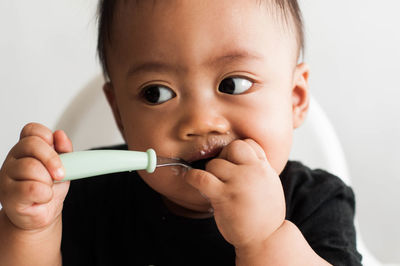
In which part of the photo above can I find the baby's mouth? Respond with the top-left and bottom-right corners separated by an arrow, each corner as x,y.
189,157 -> 217,170
186,147 -> 223,170
182,137 -> 229,170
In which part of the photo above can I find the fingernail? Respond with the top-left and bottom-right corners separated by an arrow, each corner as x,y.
55,168 -> 65,179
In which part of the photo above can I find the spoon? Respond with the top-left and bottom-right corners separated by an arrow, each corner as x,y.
58,149 -> 192,182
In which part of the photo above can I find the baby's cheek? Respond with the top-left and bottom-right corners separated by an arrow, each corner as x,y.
257,130 -> 293,175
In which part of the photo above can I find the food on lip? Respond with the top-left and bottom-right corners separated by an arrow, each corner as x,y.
187,143 -> 226,170
186,147 -> 221,164
185,137 -> 230,163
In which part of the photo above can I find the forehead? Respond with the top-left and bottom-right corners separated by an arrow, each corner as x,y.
106,0 -> 297,76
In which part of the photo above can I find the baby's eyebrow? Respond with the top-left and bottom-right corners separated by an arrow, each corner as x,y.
126,61 -> 178,78
126,50 -> 263,78
205,50 -> 264,68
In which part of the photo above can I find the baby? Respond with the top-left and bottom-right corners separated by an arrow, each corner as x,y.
0,0 -> 362,265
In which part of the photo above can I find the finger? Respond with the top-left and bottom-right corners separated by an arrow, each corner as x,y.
9,180 -> 53,206
19,122 -> 54,146
184,169 -> 224,200
10,136 -> 65,181
218,140 -> 258,165
205,158 -> 236,182
53,130 -> 73,154
6,158 -> 53,185
243,139 -> 267,160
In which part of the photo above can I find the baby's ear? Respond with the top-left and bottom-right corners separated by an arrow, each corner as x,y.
103,82 -> 125,138
291,63 -> 310,129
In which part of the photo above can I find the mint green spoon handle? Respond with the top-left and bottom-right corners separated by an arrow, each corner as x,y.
59,149 -> 157,181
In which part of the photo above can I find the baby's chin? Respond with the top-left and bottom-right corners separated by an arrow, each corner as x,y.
162,195 -> 214,219
138,168 -> 214,218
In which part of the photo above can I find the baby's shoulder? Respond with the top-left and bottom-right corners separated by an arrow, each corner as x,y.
280,161 -> 355,218
281,160 -> 350,192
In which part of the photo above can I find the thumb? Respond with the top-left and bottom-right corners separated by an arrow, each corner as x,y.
53,130 -> 73,154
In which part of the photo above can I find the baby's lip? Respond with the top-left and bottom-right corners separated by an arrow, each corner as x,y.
179,137 -> 234,166
185,148 -> 222,170
185,145 -> 224,164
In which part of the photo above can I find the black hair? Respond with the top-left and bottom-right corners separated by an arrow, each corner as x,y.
97,0 -> 304,80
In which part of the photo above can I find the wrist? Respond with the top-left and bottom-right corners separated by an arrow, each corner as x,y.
234,220 -> 285,262
0,210 -> 62,241
235,220 -> 331,266
0,210 -> 63,266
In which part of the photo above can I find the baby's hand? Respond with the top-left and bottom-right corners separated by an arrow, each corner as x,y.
184,139 -> 285,249
0,123 -> 72,231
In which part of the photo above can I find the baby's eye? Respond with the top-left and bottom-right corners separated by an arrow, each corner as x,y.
218,77 -> 253,95
141,85 -> 176,104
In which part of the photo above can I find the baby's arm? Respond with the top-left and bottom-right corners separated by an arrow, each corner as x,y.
0,211 -> 63,266
235,220 -> 330,265
0,123 -> 72,266
184,139 -> 331,265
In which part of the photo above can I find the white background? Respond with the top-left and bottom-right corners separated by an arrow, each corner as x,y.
0,0 -> 399,263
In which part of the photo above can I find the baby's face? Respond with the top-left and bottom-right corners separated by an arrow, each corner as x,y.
104,0 -> 309,215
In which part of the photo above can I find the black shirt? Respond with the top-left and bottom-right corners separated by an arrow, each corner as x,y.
61,146 -> 362,266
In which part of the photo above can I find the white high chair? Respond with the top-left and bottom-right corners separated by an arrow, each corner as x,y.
55,75 -> 384,265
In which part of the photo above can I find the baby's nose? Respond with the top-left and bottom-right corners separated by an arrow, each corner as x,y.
177,107 -> 230,140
